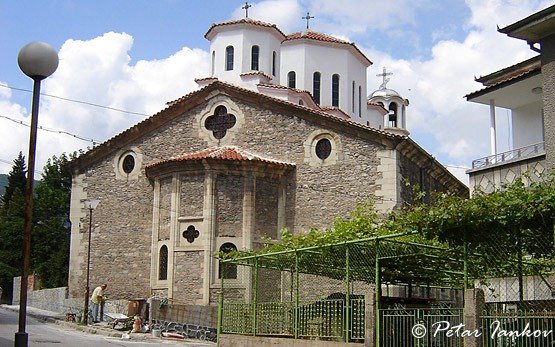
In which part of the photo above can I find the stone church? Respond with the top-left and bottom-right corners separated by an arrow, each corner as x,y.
66,15 -> 467,307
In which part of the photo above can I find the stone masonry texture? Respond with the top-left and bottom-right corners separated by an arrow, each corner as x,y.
68,87 -> 466,305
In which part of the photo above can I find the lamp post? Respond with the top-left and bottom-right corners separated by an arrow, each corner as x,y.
83,199 -> 100,325
15,42 -> 58,347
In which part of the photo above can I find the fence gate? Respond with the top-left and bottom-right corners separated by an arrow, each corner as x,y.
380,305 -> 463,347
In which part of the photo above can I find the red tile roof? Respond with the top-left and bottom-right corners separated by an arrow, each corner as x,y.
283,30 -> 372,66
475,56 -> 540,86
240,71 -> 273,80
205,18 -> 286,40
284,30 -> 351,45
146,146 -> 295,170
257,82 -> 311,95
465,57 -> 541,100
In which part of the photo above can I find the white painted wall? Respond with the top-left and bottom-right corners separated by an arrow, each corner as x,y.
209,26 -> 282,85
281,42 -> 368,122
511,101 -> 543,149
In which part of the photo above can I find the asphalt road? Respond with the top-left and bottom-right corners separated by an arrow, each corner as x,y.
0,307 -> 211,347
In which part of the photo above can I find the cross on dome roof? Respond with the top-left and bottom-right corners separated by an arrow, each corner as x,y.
302,12 -> 314,29
242,2 -> 252,18
377,66 -> 393,89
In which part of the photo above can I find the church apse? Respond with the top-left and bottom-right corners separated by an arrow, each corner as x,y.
145,147 -> 294,304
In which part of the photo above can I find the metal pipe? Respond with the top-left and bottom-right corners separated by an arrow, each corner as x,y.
217,260 -> 224,346
83,207 -> 93,324
374,239 -> 381,347
15,78 -> 41,347
252,257 -> 258,336
345,246 -> 350,342
294,251 -> 299,340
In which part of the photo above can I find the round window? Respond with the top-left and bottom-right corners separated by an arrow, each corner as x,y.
315,138 -> 332,160
122,154 -> 135,174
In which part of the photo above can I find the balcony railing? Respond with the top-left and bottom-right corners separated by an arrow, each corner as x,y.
472,142 -> 545,169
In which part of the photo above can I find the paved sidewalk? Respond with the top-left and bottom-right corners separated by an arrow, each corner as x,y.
1,304 -> 215,346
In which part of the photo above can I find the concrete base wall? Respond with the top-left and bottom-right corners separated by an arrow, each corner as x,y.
12,276 -> 129,317
219,335 -> 364,347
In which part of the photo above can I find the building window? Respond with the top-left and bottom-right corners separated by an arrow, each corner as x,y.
352,81 -> 355,112
182,225 -> 200,243
332,74 -> 340,107
205,105 -> 237,139
225,46 -> 234,71
159,245 -> 168,280
219,243 -> 238,279
251,45 -> 259,71
272,51 -> 277,76
313,72 -> 321,104
122,154 -> 135,174
288,71 -> 296,88
358,86 -> 362,118
211,51 -> 215,76
389,102 -> 398,127
315,138 -> 332,160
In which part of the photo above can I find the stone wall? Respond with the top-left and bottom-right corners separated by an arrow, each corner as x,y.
255,177 -> 279,240
179,174 -> 204,217
68,91 -> 463,301
151,298 -> 217,341
12,276 -> 128,317
468,155 -> 546,194
216,174 -> 243,238
399,153 -> 451,205
172,251 -> 203,304
541,33 -> 555,170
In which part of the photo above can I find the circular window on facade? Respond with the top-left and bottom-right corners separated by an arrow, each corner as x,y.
315,138 -> 332,160
122,154 -> 135,174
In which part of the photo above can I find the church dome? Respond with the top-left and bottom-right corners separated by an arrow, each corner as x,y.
369,88 -> 401,98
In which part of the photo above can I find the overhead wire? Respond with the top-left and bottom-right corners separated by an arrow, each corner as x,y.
0,114 -> 101,145
1,83 -> 471,174
0,83 -> 149,117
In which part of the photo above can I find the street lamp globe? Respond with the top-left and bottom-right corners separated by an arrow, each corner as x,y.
18,41 -> 59,80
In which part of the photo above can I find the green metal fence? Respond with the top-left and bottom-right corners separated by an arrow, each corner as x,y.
218,228 -> 555,345
380,306 -> 463,347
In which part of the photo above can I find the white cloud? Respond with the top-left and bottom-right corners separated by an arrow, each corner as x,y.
232,0 -> 303,33
305,0 -> 424,35
1,32 -> 209,175
359,0 -> 553,181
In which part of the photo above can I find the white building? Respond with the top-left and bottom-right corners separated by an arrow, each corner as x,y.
199,17 -> 408,134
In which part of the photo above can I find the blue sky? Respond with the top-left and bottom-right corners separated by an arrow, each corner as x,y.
0,0 -> 552,182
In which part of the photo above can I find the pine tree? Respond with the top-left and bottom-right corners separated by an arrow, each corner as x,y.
31,153 -> 73,288
1,152 -> 27,215
0,153 -> 26,303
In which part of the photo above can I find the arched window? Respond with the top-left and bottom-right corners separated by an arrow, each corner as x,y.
272,51 -> 277,76
211,51 -> 215,76
158,245 -> 168,280
225,46 -> 234,71
288,71 -> 296,88
219,243 -> 238,279
332,74 -> 340,107
251,45 -> 259,70
389,102 -> 398,127
313,72 -> 321,104
352,81 -> 355,112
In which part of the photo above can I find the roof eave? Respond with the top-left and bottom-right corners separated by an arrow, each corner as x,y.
498,5 -> 555,43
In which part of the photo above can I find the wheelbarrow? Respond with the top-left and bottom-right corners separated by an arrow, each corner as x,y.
104,312 -> 133,330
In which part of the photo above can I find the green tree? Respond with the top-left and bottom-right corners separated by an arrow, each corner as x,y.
1,152 -> 26,214
31,153 -> 73,288
0,153 -> 27,302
